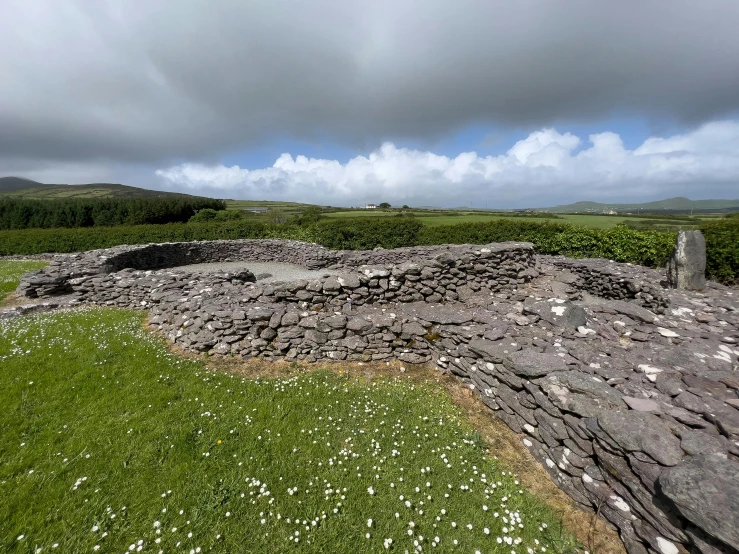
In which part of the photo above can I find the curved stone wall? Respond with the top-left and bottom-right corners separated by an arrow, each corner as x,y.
548,257 -> 668,312
17,239 -> 538,300
14,240 -> 739,554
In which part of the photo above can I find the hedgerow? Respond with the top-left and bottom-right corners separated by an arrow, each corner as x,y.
309,218 -> 425,250
0,221 -> 311,255
700,218 -> 739,284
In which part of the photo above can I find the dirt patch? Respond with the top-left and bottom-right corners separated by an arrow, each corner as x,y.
157,329 -> 624,554
1,292 -> 31,309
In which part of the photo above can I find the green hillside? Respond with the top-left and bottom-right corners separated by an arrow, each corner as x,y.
0,177 -> 194,199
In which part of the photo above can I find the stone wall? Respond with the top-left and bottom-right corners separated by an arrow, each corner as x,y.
548,257 -> 669,312
440,327 -> 739,554
13,239 -> 739,554
17,239 -> 537,299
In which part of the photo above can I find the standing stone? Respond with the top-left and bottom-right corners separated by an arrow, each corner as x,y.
666,230 -> 706,291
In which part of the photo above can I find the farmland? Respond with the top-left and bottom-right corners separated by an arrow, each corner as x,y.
318,209 -> 715,230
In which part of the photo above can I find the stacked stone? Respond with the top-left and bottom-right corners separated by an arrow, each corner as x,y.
18,241 -> 537,304
434,294 -> 739,554
17,239 -> 344,299
547,257 -> 668,312
17,239 -> 536,300
153,302 -> 454,362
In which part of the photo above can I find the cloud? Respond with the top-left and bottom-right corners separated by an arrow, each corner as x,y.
156,120 -> 739,207
2,0 -> 739,168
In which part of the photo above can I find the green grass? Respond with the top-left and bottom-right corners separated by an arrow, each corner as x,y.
1,308 -> 579,553
226,200 -> 316,213
0,260 -> 47,303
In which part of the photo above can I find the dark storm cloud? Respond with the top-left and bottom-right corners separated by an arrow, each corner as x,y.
2,0 -> 739,167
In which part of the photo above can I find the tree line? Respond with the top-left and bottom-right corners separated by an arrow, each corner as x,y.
0,197 -> 226,229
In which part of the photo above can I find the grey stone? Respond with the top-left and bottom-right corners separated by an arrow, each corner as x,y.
346,317 -> 372,332
322,277 -> 342,292
503,349 -> 568,377
666,230 -> 707,291
401,321 -> 427,336
398,352 -> 428,364
280,311 -> 300,326
623,396 -> 661,412
336,274 -> 361,288
482,325 -> 508,341
247,306 -> 275,321
598,299 -> 658,324
404,303 -> 473,325
660,454 -> 739,550
596,411 -> 683,466
304,330 -> 328,344
674,391 -> 739,436
680,430 -> 727,458
537,371 -> 624,418
212,342 -> 231,355
323,314 -> 348,329
523,298 -> 588,329
468,339 -> 521,362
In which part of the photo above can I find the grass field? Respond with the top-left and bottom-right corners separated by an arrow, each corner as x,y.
226,200 -> 315,213
321,210 -> 708,230
0,260 -> 47,303
0,307 -> 585,553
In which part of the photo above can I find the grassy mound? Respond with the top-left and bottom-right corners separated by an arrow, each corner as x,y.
0,308 -> 579,553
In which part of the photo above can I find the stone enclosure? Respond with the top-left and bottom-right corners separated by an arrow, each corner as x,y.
15,239 -> 739,554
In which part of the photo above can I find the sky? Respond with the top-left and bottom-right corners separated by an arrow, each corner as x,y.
2,0 -> 739,208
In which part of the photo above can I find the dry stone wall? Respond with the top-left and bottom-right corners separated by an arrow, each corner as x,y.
17,239 -> 538,302
14,240 -> 739,554
548,257 -> 669,312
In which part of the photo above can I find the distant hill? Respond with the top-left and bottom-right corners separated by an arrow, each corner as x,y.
0,177 -> 53,193
0,176 -> 195,199
532,197 -> 739,214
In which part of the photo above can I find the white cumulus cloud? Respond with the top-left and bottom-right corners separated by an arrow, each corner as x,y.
156,121 -> 739,207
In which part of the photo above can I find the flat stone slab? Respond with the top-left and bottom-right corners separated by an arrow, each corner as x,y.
623,396 -> 661,412
536,371 -> 624,418
502,349 -> 568,377
597,298 -> 658,324
523,298 -> 588,329
660,454 -> 739,550
596,410 -> 683,466
467,339 -> 521,362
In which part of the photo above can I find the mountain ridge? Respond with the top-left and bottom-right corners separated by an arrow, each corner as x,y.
530,196 -> 739,213
0,177 -> 195,199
